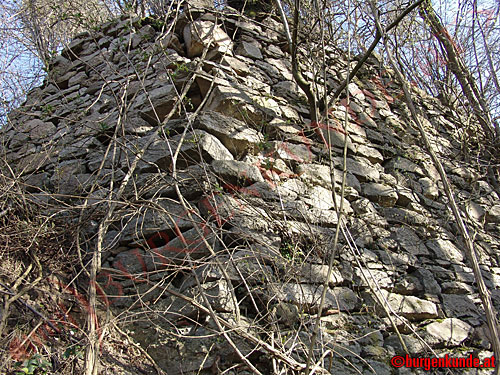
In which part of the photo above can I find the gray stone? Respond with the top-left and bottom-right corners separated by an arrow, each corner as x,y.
221,55 -> 251,76
352,197 -> 377,215
112,248 -> 148,277
189,279 -> 236,312
176,130 -> 234,166
385,334 -> 427,355
318,123 -> 356,152
7,131 -> 29,148
199,193 -> 270,230
211,159 -> 264,186
356,144 -> 384,164
22,119 -> 57,141
485,204 -> 500,223
392,226 -> 429,256
337,157 -> 380,182
68,71 -> 88,87
426,238 -> 464,263
393,275 -> 424,295
376,290 -> 438,320
235,40 -> 263,59
136,84 -> 176,124
296,263 -> 343,287
272,284 -> 359,312
414,268 -> 442,295
183,20 -> 232,58
270,141 -> 314,164
204,85 -> 266,123
382,207 -> 428,226
442,294 -> 481,320
395,185 -> 418,206
442,281 -> 474,294
419,177 -> 439,199
119,199 -> 195,244
424,318 -> 472,347
363,182 -> 398,207
144,225 -> 220,270
23,172 -> 51,192
195,111 -> 263,155
297,164 -> 341,190
465,201 -> 485,222
386,156 -> 425,176
50,160 -> 88,194
355,268 -> 394,289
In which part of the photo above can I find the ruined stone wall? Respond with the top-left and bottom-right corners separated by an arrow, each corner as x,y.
1,2 -> 499,374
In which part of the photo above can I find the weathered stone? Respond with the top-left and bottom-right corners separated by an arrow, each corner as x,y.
375,290 -> 438,320
442,294 -> 481,320
297,164 -> 339,189
385,156 -> 425,176
184,20 -> 232,58
347,82 -> 365,101
363,182 -> 398,207
485,204 -> 500,223
254,58 -> 293,81
199,193 -> 270,231
270,141 -> 314,163
382,207 -> 428,226
204,85 -> 265,122
195,111 -> 263,155
318,124 -> 356,152
220,55 -> 251,76
119,199 -> 195,244
272,284 -> 360,312
426,238 -> 464,263
419,177 -> 439,199
136,84 -> 176,124
414,268 -> 442,295
385,334 -> 427,355
356,144 -> 384,164
175,130 -> 234,166
465,201 -> 485,223
395,185 -> 417,206
7,131 -> 29,148
2,9 -> 498,372
296,263 -> 343,287
442,281 -> 475,294
20,119 -> 57,141
211,159 -> 264,186
337,157 -> 380,182
68,71 -> 88,87
392,226 -> 429,256
355,268 -> 394,289
143,224 -> 220,270
235,40 -> 263,59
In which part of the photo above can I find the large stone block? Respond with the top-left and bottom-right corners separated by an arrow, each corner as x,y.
183,20 -> 232,58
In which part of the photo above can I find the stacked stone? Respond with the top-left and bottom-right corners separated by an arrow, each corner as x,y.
1,3 -> 499,374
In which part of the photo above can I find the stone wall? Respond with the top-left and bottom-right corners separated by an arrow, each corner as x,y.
1,3 -> 499,374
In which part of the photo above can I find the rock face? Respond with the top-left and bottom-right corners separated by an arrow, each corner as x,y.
1,5 -> 499,375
